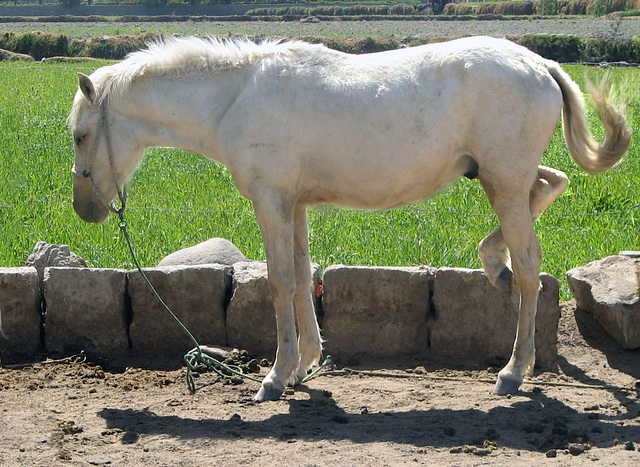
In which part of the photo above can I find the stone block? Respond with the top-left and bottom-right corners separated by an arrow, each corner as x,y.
44,267 -> 128,361
128,265 -> 231,362
226,261 -> 321,359
0,267 -> 41,364
321,265 -> 433,363
567,255 -> 640,349
430,268 -> 560,370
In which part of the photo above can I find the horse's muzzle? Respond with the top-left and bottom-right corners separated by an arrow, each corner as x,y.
73,176 -> 110,223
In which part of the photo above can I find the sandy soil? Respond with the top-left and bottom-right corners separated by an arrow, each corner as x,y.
1,301 -> 639,466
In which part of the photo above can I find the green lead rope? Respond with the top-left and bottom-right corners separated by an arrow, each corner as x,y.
118,212 -> 332,393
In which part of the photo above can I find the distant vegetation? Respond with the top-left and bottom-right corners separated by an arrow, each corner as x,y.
2,30 -> 640,62
1,0 -> 640,16
443,0 -> 639,16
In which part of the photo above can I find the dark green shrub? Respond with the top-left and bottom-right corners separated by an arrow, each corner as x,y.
286,6 -> 308,16
299,35 -> 399,54
1,31 -> 71,60
476,3 -> 494,14
247,3 -> 416,17
59,0 -> 81,7
493,1 -> 534,14
580,37 -> 640,62
389,4 -> 415,15
559,0 -> 589,14
587,0 -> 627,14
534,0 -> 559,14
245,8 -> 270,15
86,33 -> 156,60
517,35 -> 583,62
309,6 -> 343,16
443,3 -> 475,14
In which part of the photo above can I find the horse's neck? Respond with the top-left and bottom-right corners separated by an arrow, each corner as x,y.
119,70 -> 247,160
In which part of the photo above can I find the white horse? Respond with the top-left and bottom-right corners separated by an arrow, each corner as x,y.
69,36 -> 630,401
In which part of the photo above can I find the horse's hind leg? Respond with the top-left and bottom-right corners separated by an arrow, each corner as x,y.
293,204 -> 323,383
529,166 -> 568,222
479,166 -> 568,293
478,227 -> 512,293
488,188 -> 543,395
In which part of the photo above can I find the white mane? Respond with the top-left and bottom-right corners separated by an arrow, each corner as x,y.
69,36 -> 328,125
121,37 -> 302,77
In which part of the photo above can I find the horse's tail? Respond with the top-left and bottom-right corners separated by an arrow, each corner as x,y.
548,64 -> 631,175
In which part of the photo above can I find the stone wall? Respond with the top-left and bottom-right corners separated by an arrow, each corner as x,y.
0,263 -> 560,371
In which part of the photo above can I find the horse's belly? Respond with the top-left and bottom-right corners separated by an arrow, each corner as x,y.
300,162 -> 455,209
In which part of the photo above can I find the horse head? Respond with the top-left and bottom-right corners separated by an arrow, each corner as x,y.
69,72 -> 141,223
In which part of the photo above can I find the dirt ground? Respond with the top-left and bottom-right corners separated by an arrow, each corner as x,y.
1,300 -> 639,466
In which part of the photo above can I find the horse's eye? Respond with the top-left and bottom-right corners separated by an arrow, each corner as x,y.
75,134 -> 86,146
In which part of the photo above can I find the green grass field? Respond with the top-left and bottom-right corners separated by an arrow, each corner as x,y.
0,60 -> 638,299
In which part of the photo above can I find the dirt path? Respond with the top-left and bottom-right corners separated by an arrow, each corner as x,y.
1,301 -> 639,466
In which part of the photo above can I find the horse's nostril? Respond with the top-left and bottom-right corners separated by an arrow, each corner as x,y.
82,169 -> 91,178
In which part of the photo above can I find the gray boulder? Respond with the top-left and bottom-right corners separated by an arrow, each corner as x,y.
158,238 -> 247,267
0,48 -> 34,61
567,255 -> 640,349
26,241 -> 87,283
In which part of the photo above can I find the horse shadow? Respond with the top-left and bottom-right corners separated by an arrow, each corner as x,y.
98,385 -> 640,452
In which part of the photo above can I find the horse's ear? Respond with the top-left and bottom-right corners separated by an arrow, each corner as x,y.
78,73 -> 97,104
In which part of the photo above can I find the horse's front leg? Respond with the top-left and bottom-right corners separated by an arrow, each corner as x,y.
293,204 -> 322,383
253,197 -> 299,402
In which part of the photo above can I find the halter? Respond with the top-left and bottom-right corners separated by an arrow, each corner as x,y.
71,102 -> 127,215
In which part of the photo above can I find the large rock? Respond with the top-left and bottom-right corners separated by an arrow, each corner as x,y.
321,265 -> 433,363
0,267 -> 41,364
0,48 -> 34,61
26,241 -> 87,283
158,238 -> 247,267
430,268 -> 560,370
127,265 -> 231,364
225,261 -> 322,358
567,255 -> 640,349
44,268 -> 128,362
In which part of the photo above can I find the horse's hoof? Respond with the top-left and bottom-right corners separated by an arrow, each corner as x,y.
293,368 -> 310,386
495,267 -> 513,294
493,375 -> 522,395
253,381 -> 285,402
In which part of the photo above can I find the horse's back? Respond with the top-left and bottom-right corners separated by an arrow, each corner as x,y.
220,37 -> 564,208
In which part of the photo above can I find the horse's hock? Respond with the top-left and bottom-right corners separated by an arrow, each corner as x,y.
1,262 -> 562,371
